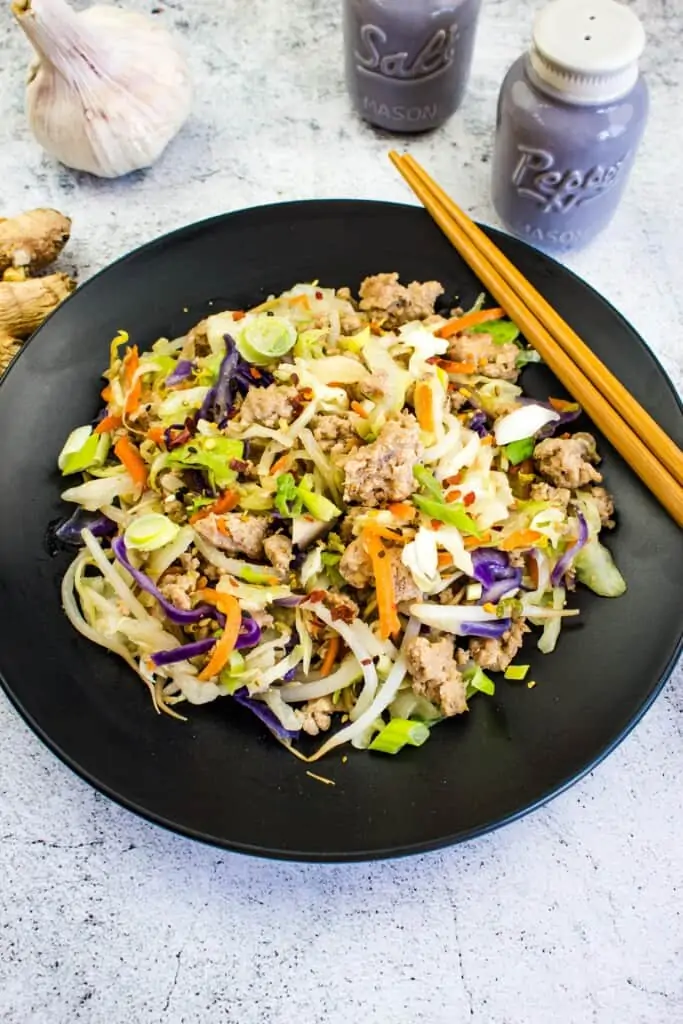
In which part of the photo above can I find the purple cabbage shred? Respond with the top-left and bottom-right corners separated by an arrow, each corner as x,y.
233,688 -> 300,742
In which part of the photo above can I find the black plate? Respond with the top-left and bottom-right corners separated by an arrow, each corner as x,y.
0,201 -> 681,862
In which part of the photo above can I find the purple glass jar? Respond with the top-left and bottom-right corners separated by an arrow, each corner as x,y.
343,0 -> 482,133
491,0 -> 648,254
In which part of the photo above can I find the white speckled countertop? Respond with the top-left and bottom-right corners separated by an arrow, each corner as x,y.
1,1 -> 682,1021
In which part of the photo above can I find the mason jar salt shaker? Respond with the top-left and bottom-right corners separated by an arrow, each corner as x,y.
343,0 -> 482,133
491,0 -> 649,254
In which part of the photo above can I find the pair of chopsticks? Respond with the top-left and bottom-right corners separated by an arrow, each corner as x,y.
389,151 -> 683,529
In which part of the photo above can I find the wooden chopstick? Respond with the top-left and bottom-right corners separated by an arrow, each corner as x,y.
399,152 -> 683,489
389,150 -> 683,529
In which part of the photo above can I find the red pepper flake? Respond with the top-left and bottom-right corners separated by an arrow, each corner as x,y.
307,590 -> 326,603
430,519 -> 443,530
444,473 -> 463,487
464,491 -> 476,507
361,658 -> 372,667
249,367 -> 262,379
445,489 -> 461,503
315,290 -> 323,300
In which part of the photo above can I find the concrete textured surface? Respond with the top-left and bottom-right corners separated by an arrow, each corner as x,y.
0,1 -> 682,1022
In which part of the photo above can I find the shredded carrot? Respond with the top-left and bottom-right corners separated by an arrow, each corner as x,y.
123,346 -> 138,387
414,380 -> 435,433
437,307 -> 506,339
198,593 -> 242,681
288,294 -> 310,310
270,454 -> 291,476
145,425 -> 165,445
437,359 -> 477,374
549,397 -> 578,412
363,523 -> 406,544
464,532 -> 492,549
100,384 -> 112,402
437,551 -> 454,569
212,490 -> 239,514
363,529 -> 400,640
114,436 -> 148,488
122,346 -> 142,416
481,436 -> 494,446
189,488 -> 239,524
216,519 -> 230,536
499,529 -> 544,551
350,400 -> 369,419
233,310 -> 246,321
388,502 -> 416,522
95,414 -> 122,435
320,635 -> 341,678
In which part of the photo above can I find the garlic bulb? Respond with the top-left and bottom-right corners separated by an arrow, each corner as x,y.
12,0 -> 192,178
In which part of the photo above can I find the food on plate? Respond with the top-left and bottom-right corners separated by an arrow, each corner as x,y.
56,274 -> 625,760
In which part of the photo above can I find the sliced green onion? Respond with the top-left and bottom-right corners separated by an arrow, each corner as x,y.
504,664 -> 530,681
299,487 -> 341,523
413,495 -> 482,537
369,718 -> 430,754
505,437 -> 535,465
413,464 -> 444,500
228,651 -> 245,673
58,425 -> 93,470
463,665 -> 496,698
58,425 -> 110,475
124,513 -> 180,552
239,565 -> 281,585
237,314 -> 297,365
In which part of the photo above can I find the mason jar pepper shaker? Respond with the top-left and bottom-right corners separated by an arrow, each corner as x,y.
343,0 -> 482,133
491,0 -> 649,254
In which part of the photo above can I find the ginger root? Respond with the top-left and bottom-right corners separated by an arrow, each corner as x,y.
0,272 -> 75,352
0,207 -> 74,378
0,333 -> 22,374
0,208 -> 71,274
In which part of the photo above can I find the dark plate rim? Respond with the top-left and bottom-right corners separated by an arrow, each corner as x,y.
0,199 -> 681,863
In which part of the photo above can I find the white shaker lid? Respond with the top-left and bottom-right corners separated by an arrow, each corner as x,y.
529,0 -> 646,105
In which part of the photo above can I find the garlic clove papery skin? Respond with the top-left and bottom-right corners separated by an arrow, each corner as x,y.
13,0 -> 192,178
